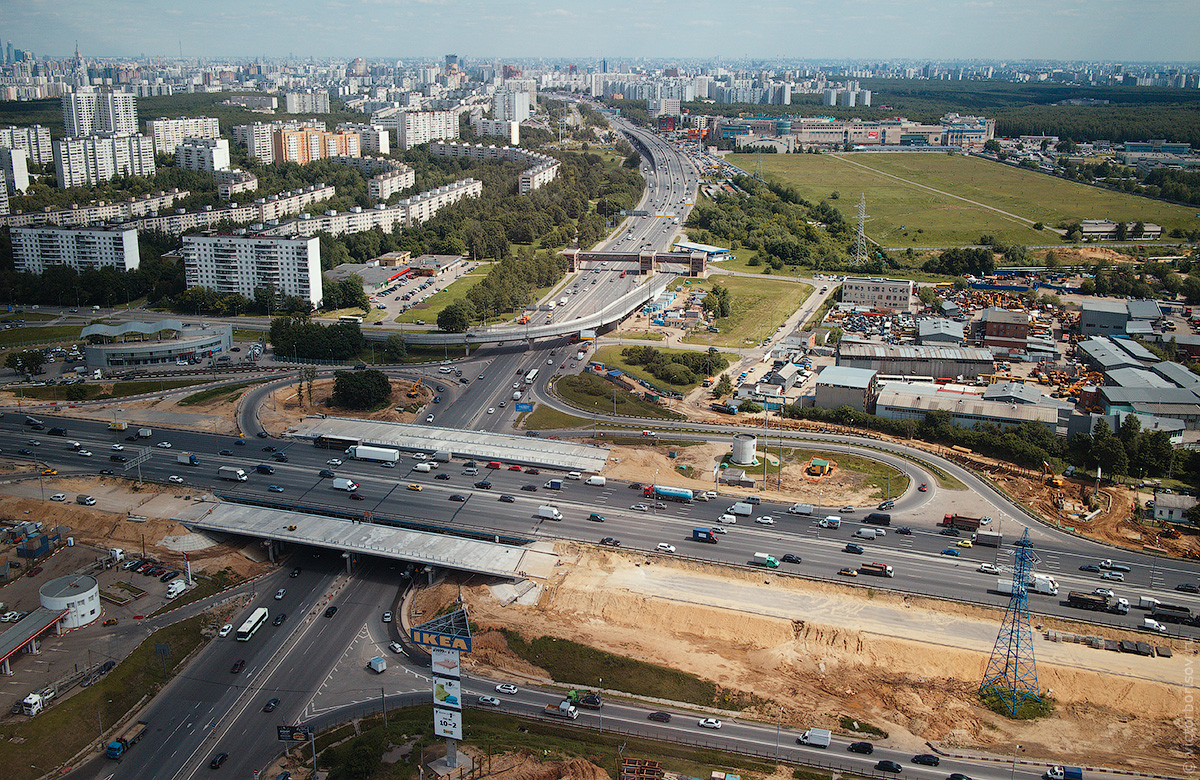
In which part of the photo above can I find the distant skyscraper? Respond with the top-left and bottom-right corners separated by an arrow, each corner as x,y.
445,54 -> 458,71
602,59 -> 607,74
5,42 -> 11,66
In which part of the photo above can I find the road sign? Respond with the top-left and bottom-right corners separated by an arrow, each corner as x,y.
277,725 -> 314,742
515,402 -> 533,412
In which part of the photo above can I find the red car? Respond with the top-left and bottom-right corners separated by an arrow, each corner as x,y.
507,464 -> 522,471
525,468 -> 540,475
918,483 -> 928,492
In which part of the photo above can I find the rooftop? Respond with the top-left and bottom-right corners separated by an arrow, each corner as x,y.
815,365 -> 877,390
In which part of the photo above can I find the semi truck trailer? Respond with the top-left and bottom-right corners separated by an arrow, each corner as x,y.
348,445 -> 400,463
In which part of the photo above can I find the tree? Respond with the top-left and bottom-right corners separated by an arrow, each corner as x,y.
5,350 -> 45,376
713,373 -> 733,398
437,300 -> 476,333
984,139 -> 1001,153
330,369 -> 391,410
623,151 -> 641,169
383,334 -> 407,362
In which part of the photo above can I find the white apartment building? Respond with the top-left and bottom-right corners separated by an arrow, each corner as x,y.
336,123 -> 389,154
146,116 -> 221,155
11,225 -> 140,274
215,170 -> 258,200
175,137 -> 230,173
183,233 -> 323,308
62,88 -> 138,136
0,171 -> 8,216
0,147 -> 29,194
493,90 -> 531,124
430,141 -> 559,194
393,110 -> 459,150
54,134 -> 156,188
840,277 -> 916,313
0,125 -> 54,164
285,91 -> 331,114
232,120 -> 325,163
471,117 -> 519,145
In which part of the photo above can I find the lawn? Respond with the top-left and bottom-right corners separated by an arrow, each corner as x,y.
520,403 -> 591,430
232,328 -> 267,342
681,275 -> 813,349
19,379 -> 205,401
179,380 -> 260,406
393,270 -> 491,325
1,312 -> 57,322
730,152 -> 1200,247
555,373 -> 685,420
0,325 -> 82,347
592,344 -> 736,394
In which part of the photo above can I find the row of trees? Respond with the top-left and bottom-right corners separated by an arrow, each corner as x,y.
330,369 -> 392,410
621,345 -> 729,387
268,317 -> 365,361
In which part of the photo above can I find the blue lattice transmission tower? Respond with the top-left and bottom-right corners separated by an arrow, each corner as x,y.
980,528 -> 1041,715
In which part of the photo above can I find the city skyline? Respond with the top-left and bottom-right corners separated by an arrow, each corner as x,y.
6,0 -> 1200,64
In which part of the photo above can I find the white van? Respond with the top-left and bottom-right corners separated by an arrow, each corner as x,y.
414,462 -> 433,472
537,505 -> 563,520
166,580 -> 186,599
567,471 -> 582,480
585,475 -> 606,487
852,528 -> 878,540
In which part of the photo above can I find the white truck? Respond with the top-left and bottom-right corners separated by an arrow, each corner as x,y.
585,475 -> 606,486
1142,618 -> 1168,633
368,656 -> 387,674
787,503 -> 814,516
137,427 -> 152,438
728,502 -> 753,517
996,574 -> 1059,596
348,445 -> 400,464
538,505 -> 563,520
818,516 -> 841,529
753,552 -> 779,568
333,478 -> 359,492
796,728 -> 831,748
512,391 -> 523,401
217,466 -> 247,482
166,580 -> 186,599
414,462 -> 434,472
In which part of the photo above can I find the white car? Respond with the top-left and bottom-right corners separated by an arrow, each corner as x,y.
327,458 -> 342,466
381,461 -> 396,468
513,382 -> 520,389
168,475 -> 184,484
709,525 -> 727,534
977,563 -> 999,575
274,588 -> 286,600
155,441 -> 172,449
426,415 -> 434,423
698,718 -> 722,729
754,516 -> 775,525
50,493 -> 66,502
1094,588 -> 1116,599
487,408 -> 495,415
218,623 -> 233,637
980,516 -> 993,526
78,450 -> 92,457
630,504 -> 649,512
656,543 -> 676,553
1100,571 -> 1125,582
111,443 -> 124,451
478,695 -> 501,707
413,453 -> 427,460
495,683 -> 518,695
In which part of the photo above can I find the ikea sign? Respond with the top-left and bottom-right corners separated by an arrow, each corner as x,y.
411,630 -> 472,652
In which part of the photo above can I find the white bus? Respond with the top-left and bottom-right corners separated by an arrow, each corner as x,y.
338,315 -> 363,324
524,368 -> 539,385
236,607 -> 269,641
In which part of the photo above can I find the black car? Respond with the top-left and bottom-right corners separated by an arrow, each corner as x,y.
262,698 -> 280,712
450,494 -> 467,502
272,453 -> 289,462
520,484 -> 538,492
474,480 -> 492,490
18,448 -> 32,455
911,754 -> 940,766
1176,583 -> 1200,594
234,439 -> 245,445
600,537 -> 621,547
647,711 -> 671,722
319,469 -> 335,478
209,752 -> 229,769
349,492 -> 365,500
464,461 -> 477,467
256,431 -> 269,438
435,473 -> 451,480
435,385 -> 445,392
1014,539 -> 1034,548
875,760 -> 902,773
939,528 -> 960,536
629,483 -> 643,491
100,469 -> 115,475
947,774 -> 973,780
894,527 -> 913,535
110,454 -> 127,462
218,449 -> 233,456
781,554 -> 802,564
844,543 -> 864,555
125,435 -> 139,442
262,446 -> 277,452
100,660 -> 116,673
324,605 -> 338,618
230,660 -> 246,674
290,567 -> 302,578
273,613 -> 287,626
847,741 -> 874,754
1079,564 -> 1102,573
499,495 -> 515,503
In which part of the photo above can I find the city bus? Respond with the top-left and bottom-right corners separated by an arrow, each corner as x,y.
338,315 -> 363,324
524,368 -> 539,385
236,607 -> 269,641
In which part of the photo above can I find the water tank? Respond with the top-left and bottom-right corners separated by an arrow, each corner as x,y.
731,433 -> 757,466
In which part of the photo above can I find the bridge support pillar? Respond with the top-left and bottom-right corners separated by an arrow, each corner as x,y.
25,637 -> 39,655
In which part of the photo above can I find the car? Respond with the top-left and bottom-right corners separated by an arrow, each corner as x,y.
100,469 -> 115,475
290,567 -> 302,578
709,525 -> 727,534
525,468 -> 540,475
647,711 -> 672,722
656,543 -> 676,553
838,567 -> 858,577
168,475 -> 184,484
874,760 -> 902,773
160,570 -> 179,582
697,718 -> 722,729
1079,564 -> 1102,573
980,516 -> 993,526
474,480 -> 492,490
978,563 -> 1000,574
478,695 -> 501,707
895,527 -> 912,535
499,494 -> 515,503
435,473 -> 451,481
847,741 -> 874,754
327,458 -> 342,467
426,414 -> 435,422
263,698 -> 280,712
487,407 -> 495,415
911,754 -> 940,766
844,543 -> 864,554
256,431 -> 269,438
957,539 -> 973,548
878,500 -> 895,511
272,454 -> 289,462
521,484 -> 538,492
947,775 -> 973,780
450,494 -> 466,502
1093,587 -> 1115,599
381,461 -> 396,468
319,469 -> 335,478
234,439 -> 245,446
1176,583 -> 1200,594
630,503 -> 649,512
507,464 -> 522,471
407,483 -> 422,491
755,515 -> 775,525
918,483 -> 928,492
50,492 -> 66,502
495,683 -> 518,695
349,492 -> 365,501
262,446 -> 277,452
629,483 -> 642,490
1100,571 -> 1125,582
939,528 -> 961,536
155,442 -> 172,449
272,613 -> 287,626
125,435 -> 138,442
436,385 -> 445,393
210,752 -> 229,769
18,448 -> 32,455
600,537 -> 621,547
78,450 -> 93,457
324,605 -> 338,618
274,588 -> 286,600
218,449 -> 233,456
230,660 -> 246,674
111,444 -> 125,451
587,513 -> 605,523
942,548 -> 961,557
269,485 -> 284,493
1013,538 -> 1034,548
840,505 -> 855,513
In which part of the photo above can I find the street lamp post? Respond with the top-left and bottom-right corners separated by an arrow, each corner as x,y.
598,677 -> 603,734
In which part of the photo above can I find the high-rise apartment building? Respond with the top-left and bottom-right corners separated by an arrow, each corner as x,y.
285,91 -> 331,114
0,125 -> 54,165
393,110 -> 459,150
175,137 -> 230,173
272,128 -> 360,165
11,225 -> 141,274
493,90 -> 531,124
336,123 -> 389,154
62,88 -> 138,136
232,120 -> 325,163
54,134 -> 156,188
146,116 -> 221,156
0,148 -> 29,194
183,233 -> 323,308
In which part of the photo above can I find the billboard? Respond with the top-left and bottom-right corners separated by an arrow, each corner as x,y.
434,676 -> 462,710
411,629 -> 471,652
515,402 -> 533,412
431,647 -> 461,678
276,725 -> 314,742
434,707 -> 462,740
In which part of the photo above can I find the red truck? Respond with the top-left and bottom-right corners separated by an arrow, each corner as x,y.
942,514 -> 983,532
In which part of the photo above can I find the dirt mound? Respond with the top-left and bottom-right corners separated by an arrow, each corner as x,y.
260,377 -> 427,435
463,753 -> 610,780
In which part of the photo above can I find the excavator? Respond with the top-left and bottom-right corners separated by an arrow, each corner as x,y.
1042,461 -> 1063,488
406,378 -> 423,398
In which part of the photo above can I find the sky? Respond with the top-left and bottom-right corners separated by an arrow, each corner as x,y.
7,0 -> 1200,63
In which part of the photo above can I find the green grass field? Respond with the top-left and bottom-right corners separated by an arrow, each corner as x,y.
393,270 -> 491,324
520,404 -> 591,430
681,275 -> 812,348
592,344 -> 736,394
18,379 -> 205,401
1,312 -> 57,322
729,152 -> 1200,247
0,325 -> 82,347
555,373 -> 684,420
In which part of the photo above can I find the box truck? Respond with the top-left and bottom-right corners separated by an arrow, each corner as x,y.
176,453 -> 199,466
585,475 -> 606,486
787,503 -> 814,516
217,466 -> 247,482
332,478 -> 359,492
796,728 -> 831,748
729,502 -> 753,517
348,445 -> 400,464
692,527 -> 718,544
753,552 -> 779,568
538,505 -> 563,520
860,562 -> 894,578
